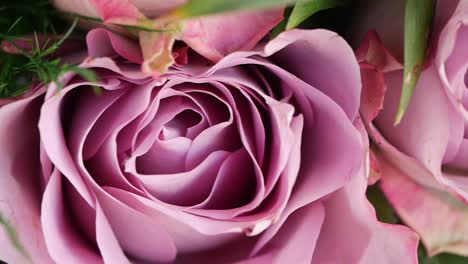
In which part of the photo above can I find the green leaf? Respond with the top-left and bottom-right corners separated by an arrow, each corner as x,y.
366,183 -> 399,224
7,17 -> 24,33
418,244 -> 468,264
63,66 -> 98,83
286,0 -> 347,30
271,17 -> 288,37
395,0 -> 436,124
271,8 -> 292,38
173,0 -> 300,18
59,65 -> 101,94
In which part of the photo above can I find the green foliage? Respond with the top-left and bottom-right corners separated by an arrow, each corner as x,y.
271,8 -> 292,37
366,183 -> 399,224
0,1 -> 61,97
418,245 -> 468,264
174,0 -> 300,18
286,0 -> 348,30
271,1 -> 351,38
395,0 -> 436,124
0,1 -> 98,98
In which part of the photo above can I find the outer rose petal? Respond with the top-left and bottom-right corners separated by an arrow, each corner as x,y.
436,1 -> 468,112
358,31 -> 465,194
52,0 -> 100,17
41,171 -> 103,263
368,150 -> 382,185
378,152 -> 468,256
90,0 -> 144,22
0,91 -> 54,264
359,64 -> 387,124
375,65 -> 465,194
359,17 -> 468,256
355,31 -> 402,73
183,10 -> 283,62
356,31 -> 400,128
241,203 -> 326,264
269,29 -> 361,121
86,28 -> 143,63
53,0 -> 184,18
312,119 -> 418,264
139,32 -> 175,76
95,202 -> 131,264
52,0 -> 283,64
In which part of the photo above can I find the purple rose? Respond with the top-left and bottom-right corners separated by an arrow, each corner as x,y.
0,28 -> 417,263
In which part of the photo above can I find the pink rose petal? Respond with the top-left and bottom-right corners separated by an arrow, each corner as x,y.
379,152 -> 468,256
183,10 -> 283,62
313,119 -> 419,264
0,92 -> 53,264
91,0 -> 144,22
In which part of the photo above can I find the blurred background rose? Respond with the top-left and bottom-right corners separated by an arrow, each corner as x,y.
356,0 -> 468,257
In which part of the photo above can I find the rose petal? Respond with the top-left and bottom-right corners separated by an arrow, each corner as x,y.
95,189 -> 177,262
312,120 -> 418,264
374,65 -> 465,193
183,9 -> 283,62
103,187 -> 244,253
40,82 -> 104,206
139,32 -> 175,76
95,202 -> 131,264
379,152 -> 468,256
132,150 -> 230,206
52,0 -> 100,18
208,70 -> 300,198
87,28 -> 143,63
54,0 -> 184,18
90,0 -> 144,22
136,137 -> 193,175
359,64 -> 387,125
185,82 -> 268,218
246,203 -> 326,263
356,31 -> 402,72
0,92 -> 53,263
368,150 -> 382,185
196,149 -> 256,210
248,116 -> 304,252
270,29 -> 361,121
213,29 -> 364,207
80,82 -> 151,159
356,31 -> 402,126
42,171 -> 103,263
